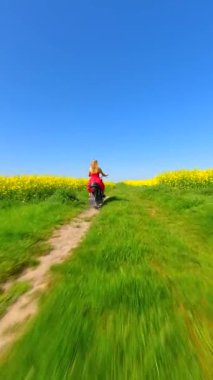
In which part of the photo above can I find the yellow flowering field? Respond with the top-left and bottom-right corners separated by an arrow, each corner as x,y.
0,176 -> 87,201
123,169 -> 213,188
0,175 -> 115,201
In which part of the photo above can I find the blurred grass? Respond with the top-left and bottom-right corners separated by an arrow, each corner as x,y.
0,185 -> 212,379
0,189 -> 87,283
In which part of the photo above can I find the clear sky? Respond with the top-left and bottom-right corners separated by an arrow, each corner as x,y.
0,0 -> 212,181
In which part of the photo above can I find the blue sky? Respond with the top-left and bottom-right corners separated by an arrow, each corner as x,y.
0,0 -> 212,181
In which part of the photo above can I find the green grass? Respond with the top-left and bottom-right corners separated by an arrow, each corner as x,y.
0,190 -> 87,283
0,185 -> 212,379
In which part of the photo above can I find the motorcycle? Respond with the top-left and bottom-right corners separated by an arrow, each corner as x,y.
89,182 -> 104,209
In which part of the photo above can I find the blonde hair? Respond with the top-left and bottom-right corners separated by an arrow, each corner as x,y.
90,160 -> 99,174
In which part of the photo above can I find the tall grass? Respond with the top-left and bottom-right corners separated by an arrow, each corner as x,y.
0,185 -> 212,379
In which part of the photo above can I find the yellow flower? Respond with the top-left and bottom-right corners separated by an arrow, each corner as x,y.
122,169 -> 213,188
0,175 -> 115,200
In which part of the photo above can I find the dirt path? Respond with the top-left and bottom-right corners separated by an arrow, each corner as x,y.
0,207 -> 98,355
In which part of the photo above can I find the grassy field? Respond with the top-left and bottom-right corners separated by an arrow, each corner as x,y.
0,190 -> 87,284
0,184 -> 212,379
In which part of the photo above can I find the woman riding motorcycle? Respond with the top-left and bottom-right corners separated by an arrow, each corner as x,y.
87,160 -> 108,196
